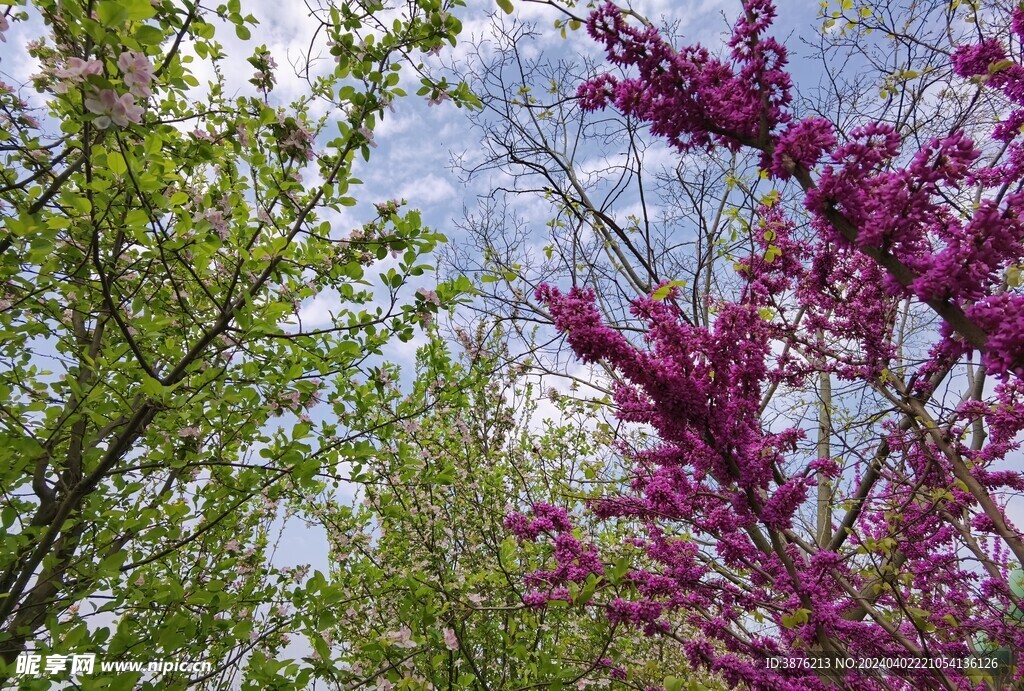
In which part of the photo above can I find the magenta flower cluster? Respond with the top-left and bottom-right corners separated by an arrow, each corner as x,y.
505,503 -> 604,606
578,1 -> 1024,378
508,3 -> 1024,687
521,274 -> 1024,688
579,0 -> 792,153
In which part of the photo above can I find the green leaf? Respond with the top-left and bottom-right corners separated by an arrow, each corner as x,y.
138,375 -> 165,398
781,607 -> 811,629
125,0 -> 157,19
134,25 -> 165,45
496,0 -> 514,14
98,0 -> 155,23
577,577 -> 599,605
989,59 -> 1015,75
1007,266 -> 1022,287
96,1 -> 129,26
194,21 -> 215,39
108,152 -> 127,176
651,279 -> 687,301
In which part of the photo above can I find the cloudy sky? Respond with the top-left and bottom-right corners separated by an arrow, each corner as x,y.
242,0 -> 836,583
0,0 -> 821,369
0,0 -> 832,578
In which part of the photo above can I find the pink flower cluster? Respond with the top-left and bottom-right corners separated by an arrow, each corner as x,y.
117,50 -> 154,98
53,57 -> 102,93
59,50 -> 153,128
280,121 -> 314,161
84,89 -> 144,129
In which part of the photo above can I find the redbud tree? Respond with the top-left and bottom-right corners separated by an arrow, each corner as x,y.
505,1 -> 1024,689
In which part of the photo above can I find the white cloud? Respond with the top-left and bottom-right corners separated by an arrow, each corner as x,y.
397,173 -> 456,205
296,289 -> 341,329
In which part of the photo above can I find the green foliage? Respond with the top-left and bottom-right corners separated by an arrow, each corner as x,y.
316,328 -> 698,688
0,0 -> 476,687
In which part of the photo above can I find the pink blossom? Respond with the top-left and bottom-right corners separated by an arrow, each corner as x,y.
84,89 -> 144,128
117,49 -> 153,93
951,39 -> 1006,78
357,125 -> 377,148
442,628 -> 458,651
387,626 -> 417,648
178,426 -> 201,439
416,287 -> 440,306
427,90 -> 450,107
54,57 -> 103,81
767,117 -> 835,178
117,50 -> 154,98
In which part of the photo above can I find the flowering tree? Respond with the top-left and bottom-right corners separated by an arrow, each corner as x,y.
313,328 -> 711,689
506,1 -> 1024,689
0,0 -> 477,687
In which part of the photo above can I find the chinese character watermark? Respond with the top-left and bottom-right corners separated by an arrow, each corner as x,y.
13,652 -> 209,677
